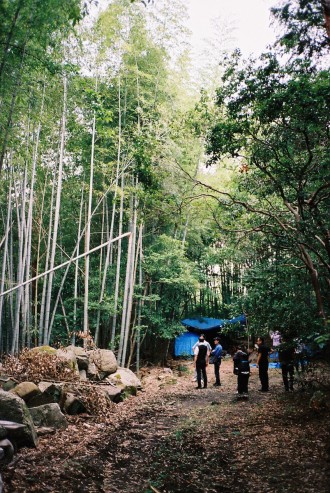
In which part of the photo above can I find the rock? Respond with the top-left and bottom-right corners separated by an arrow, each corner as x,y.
102,385 -> 122,403
88,349 -> 117,377
66,345 -> 89,371
0,390 -> 38,447
87,362 -> 99,379
10,382 -> 41,403
0,426 -> 7,439
79,369 -> 87,380
36,427 -> 56,436
0,438 -> 14,463
29,403 -> 68,429
108,368 -> 142,397
30,345 -> 57,355
63,392 -> 86,415
56,348 -> 78,371
27,382 -> 63,408
0,376 -> 18,391
0,420 -> 27,432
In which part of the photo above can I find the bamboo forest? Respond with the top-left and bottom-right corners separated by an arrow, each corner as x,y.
1,0 -> 329,362
0,1 -> 329,491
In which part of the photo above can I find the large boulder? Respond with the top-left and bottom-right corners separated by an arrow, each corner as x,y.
30,345 -> 57,355
27,382 -> 63,408
29,403 -> 68,430
107,368 -> 142,396
87,361 -> 99,380
10,382 -> 41,403
0,390 -> 38,447
56,347 -> 78,371
62,392 -> 86,415
66,345 -> 89,371
101,385 -> 122,403
88,349 -> 117,377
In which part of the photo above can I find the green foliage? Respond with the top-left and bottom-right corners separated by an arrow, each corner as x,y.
207,39 -> 330,327
142,235 -> 199,339
271,0 -> 328,57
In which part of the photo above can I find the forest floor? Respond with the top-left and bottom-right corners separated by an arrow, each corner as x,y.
2,358 -> 330,493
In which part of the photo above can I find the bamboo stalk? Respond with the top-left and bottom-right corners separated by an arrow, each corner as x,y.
44,75 -> 67,344
84,98 -> 96,347
95,74 -> 122,346
0,232 -> 131,299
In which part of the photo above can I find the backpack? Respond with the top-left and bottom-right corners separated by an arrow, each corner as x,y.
233,351 -> 250,375
197,343 -> 207,362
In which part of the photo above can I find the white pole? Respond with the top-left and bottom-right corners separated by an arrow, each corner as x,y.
0,232 -> 132,299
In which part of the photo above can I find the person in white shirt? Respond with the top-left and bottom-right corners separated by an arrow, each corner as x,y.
192,334 -> 211,382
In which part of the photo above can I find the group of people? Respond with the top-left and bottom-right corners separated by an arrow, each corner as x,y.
192,334 -> 222,389
192,333 -> 306,396
193,334 -> 250,394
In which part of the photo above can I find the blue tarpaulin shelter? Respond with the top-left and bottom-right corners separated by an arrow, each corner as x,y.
174,332 -> 199,357
181,315 -> 246,331
174,315 -> 246,357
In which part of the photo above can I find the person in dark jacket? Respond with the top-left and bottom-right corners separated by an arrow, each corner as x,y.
233,345 -> 250,396
278,341 -> 295,391
256,337 -> 271,392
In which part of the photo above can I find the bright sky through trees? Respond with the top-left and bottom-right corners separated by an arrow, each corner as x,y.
185,0 -> 277,58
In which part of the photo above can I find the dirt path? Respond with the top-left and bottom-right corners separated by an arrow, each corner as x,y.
3,359 -> 330,493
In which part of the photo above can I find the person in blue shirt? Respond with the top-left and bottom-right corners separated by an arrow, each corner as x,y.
210,337 -> 222,386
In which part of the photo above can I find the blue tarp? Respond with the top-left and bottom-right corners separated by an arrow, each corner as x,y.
251,363 -> 281,368
181,315 -> 246,331
174,315 -> 247,357
174,331 -> 199,357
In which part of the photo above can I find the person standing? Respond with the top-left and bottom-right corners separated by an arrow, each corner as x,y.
256,336 -> 271,392
233,345 -> 250,396
270,330 -> 282,349
294,339 -> 307,373
278,341 -> 295,391
192,334 -> 211,382
210,337 -> 222,386
194,337 -> 209,389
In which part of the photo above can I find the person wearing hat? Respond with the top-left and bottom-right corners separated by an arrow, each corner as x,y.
210,337 -> 222,387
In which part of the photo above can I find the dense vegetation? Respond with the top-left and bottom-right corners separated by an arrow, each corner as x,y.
0,0 -> 329,365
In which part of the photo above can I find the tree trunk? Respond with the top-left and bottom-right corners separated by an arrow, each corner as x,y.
122,189 -> 139,367
84,98 -> 96,348
0,172 -> 12,351
322,0 -> 330,38
44,75 -> 67,344
117,230 -> 133,365
95,75 -> 122,346
111,174 -> 124,348
73,185 -> 84,345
